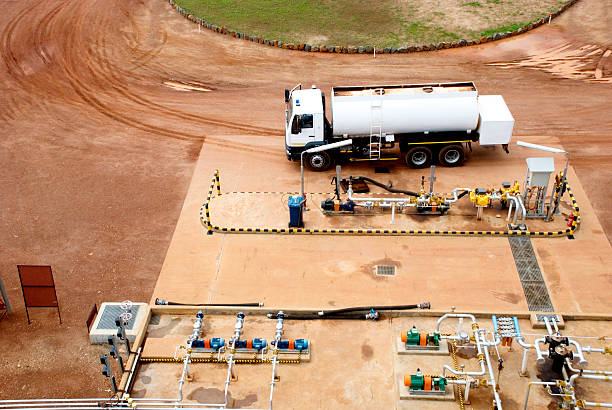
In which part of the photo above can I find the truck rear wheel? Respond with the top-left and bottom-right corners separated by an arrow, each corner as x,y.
404,146 -> 432,169
438,145 -> 465,167
305,151 -> 333,171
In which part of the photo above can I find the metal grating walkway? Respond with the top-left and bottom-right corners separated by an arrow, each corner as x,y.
96,304 -> 140,330
508,237 -> 554,312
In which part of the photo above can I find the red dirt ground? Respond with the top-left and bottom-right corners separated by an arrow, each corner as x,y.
0,0 -> 610,400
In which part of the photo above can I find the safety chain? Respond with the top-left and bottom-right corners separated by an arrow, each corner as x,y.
201,170 -> 581,238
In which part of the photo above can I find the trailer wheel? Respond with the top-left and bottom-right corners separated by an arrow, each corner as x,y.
438,145 -> 465,167
404,146 -> 432,169
305,151 -> 333,171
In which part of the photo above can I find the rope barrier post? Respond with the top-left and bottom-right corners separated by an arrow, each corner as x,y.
215,170 -> 222,196
204,173 -> 217,235
205,202 -> 213,235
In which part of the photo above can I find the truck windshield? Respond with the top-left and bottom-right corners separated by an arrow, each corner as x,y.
287,99 -> 293,124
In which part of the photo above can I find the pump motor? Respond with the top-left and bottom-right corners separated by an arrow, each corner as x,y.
401,326 -> 440,348
276,339 -> 309,351
404,369 -> 447,393
235,338 -> 267,351
192,338 -> 225,350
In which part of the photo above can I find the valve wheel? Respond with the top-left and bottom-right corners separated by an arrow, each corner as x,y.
119,312 -> 133,323
120,300 -> 133,311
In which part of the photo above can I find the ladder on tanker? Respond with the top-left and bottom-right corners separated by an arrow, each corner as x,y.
369,89 -> 383,160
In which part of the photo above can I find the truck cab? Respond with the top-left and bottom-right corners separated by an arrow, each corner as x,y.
285,85 -> 326,162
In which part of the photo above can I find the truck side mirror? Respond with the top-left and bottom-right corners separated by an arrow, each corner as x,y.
285,89 -> 290,103
291,116 -> 300,134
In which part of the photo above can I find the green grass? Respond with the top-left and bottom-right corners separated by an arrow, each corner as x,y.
175,0 -> 570,47
480,21 -> 530,37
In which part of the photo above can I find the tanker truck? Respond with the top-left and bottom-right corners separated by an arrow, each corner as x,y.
284,82 -> 514,171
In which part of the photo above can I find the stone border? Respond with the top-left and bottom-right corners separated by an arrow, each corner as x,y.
168,0 -> 580,53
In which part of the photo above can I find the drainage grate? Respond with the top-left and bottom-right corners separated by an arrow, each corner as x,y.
375,265 -> 396,276
508,237 -> 554,312
96,304 -> 141,330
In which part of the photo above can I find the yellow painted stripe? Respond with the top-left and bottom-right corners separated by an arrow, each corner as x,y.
405,140 -> 469,145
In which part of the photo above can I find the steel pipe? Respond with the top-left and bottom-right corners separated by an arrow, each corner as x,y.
522,381 -> 556,410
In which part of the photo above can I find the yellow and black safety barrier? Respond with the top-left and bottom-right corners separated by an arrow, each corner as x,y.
200,170 -> 581,238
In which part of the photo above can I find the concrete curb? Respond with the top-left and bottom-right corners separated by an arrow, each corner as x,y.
200,170 -> 581,238
168,0 -> 580,54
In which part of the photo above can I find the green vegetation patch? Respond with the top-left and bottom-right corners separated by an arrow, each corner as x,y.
175,0 -> 570,47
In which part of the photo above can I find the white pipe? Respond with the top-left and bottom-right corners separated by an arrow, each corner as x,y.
534,337 -> 548,363
124,346 -> 142,395
569,373 -> 612,387
0,404 -> 230,409
517,333 -> 612,340
177,351 -> 191,402
506,195 -> 526,226
582,346 -> 606,353
552,318 -> 560,334
522,381 -> 557,410
435,313 -> 477,332
480,333 -> 503,410
445,188 -> 472,203
464,377 -> 471,402
347,189 -> 416,204
566,359 -> 612,375
544,316 -> 553,336
516,141 -> 567,154
222,313 -> 246,409
569,339 -> 588,367
269,313 -> 285,410
0,407 -> 271,410
582,401 -> 612,408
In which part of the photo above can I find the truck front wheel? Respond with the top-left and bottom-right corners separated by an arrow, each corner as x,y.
305,151 -> 333,171
404,146 -> 432,169
438,145 -> 465,167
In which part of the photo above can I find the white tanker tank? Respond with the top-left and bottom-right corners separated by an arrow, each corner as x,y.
284,82 -> 514,170
331,83 -> 480,137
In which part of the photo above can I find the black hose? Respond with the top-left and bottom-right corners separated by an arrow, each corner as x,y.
348,176 -> 419,197
268,302 -> 430,320
155,298 -> 262,307
456,190 -> 470,200
276,314 -> 375,321
318,302 -> 429,316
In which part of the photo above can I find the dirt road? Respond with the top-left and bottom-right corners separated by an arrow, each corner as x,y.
0,0 -> 610,399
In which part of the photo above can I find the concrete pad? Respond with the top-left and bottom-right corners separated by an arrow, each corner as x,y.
132,312 -> 612,409
397,376 -> 456,400
397,337 -> 450,355
142,337 -> 185,359
153,135 -> 612,315
143,135 -> 612,409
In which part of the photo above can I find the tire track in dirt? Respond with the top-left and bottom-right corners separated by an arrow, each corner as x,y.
0,2 -> 44,121
88,0 -> 281,137
1,0 -> 281,143
59,0 -> 205,141
109,1 -> 282,135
